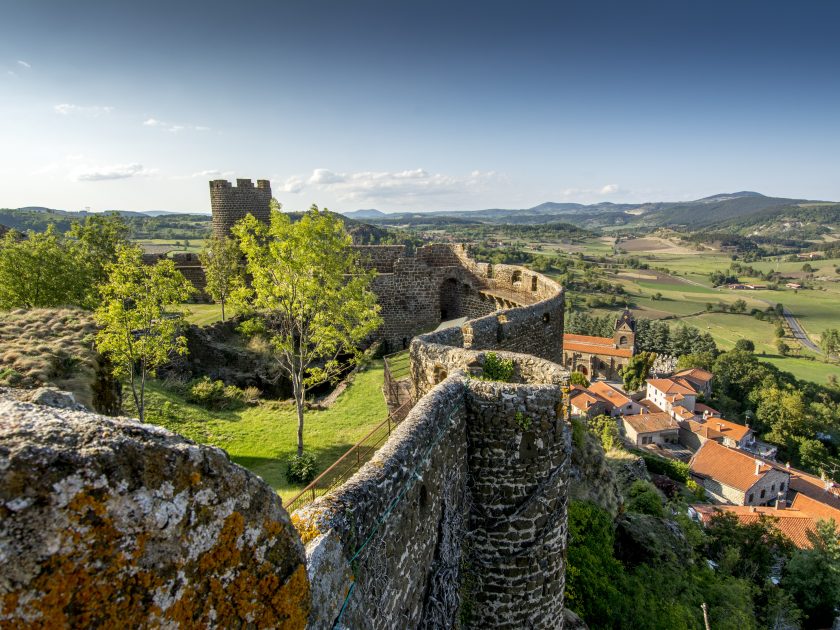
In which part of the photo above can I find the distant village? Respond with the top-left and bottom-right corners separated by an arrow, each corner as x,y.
566,315 -> 840,550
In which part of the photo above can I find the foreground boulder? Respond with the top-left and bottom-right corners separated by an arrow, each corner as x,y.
0,395 -> 309,628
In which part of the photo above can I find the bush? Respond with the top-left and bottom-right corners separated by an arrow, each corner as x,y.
686,479 -> 707,501
287,452 -> 318,484
186,376 -> 259,410
639,453 -> 690,483
571,417 -> 587,449
626,480 -> 664,517
481,352 -> 515,382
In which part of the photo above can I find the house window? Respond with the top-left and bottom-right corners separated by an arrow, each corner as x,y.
760,489 -> 766,499
771,484 -> 775,493
779,482 -> 785,491
748,493 -> 754,503
641,436 -> 652,445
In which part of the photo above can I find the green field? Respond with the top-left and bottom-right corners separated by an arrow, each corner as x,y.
132,359 -> 390,501
136,238 -> 206,254
184,303 -> 225,326
570,236 -> 840,384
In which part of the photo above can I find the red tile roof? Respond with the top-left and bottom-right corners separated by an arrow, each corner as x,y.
647,378 -> 697,397
692,504 -> 829,549
564,333 -> 615,346
791,493 -> 840,522
564,339 -> 632,358
673,367 -> 714,383
690,440 -> 779,492
695,403 -> 721,417
588,381 -> 632,407
688,418 -> 751,442
621,412 -> 679,434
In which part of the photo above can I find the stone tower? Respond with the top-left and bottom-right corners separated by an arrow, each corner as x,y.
209,178 -> 272,239
614,308 -> 636,349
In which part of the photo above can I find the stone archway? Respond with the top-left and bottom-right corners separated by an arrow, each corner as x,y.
439,278 -> 461,321
576,365 -> 589,377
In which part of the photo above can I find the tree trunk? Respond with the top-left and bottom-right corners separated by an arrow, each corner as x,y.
293,375 -> 305,456
221,298 -> 225,322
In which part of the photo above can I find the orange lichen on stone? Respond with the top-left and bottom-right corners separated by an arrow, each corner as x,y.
291,512 -> 321,546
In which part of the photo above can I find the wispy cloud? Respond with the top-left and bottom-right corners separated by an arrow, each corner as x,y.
54,103 -> 114,117
73,162 -> 157,182
143,117 -> 209,133
17,60 -> 31,69
285,167 -> 500,203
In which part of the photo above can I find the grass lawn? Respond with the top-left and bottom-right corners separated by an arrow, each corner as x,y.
136,238 -> 206,254
130,359 -> 390,502
184,303 -> 225,326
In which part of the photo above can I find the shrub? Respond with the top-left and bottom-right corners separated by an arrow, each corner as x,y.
481,352 -> 515,382
686,479 -> 707,501
571,417 -> 587,449
639,452 -> 690,483
626,480 -> 664,517
287,452 -> 318,484
186,376 -> 260,410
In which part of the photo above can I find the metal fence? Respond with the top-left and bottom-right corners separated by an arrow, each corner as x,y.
283,401 -> 411,514
383,350 -> 411,405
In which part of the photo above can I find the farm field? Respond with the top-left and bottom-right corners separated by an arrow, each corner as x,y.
133,359 -> 390,502
136,238 -> 206,254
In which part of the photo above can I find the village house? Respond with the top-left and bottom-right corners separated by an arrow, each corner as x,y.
689,440 -> 790,505
568,386 -> 612,419
562,310 -> 636,380
620,412 -> 680,447
679,416 -> 755,451
691,494 -> 840,549
645,378 -> 697,417
588,381 -> 642,416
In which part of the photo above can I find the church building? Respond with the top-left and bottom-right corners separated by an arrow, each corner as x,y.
562,310 -> 636,380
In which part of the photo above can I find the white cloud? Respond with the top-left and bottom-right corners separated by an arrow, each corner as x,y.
17,60 -> 31,69
290,167 -> 500,202
599,184 -> 619,195
308,168 -> 345,185
54,103 -> 114,117
73,162 -> 157,182
282,175 -> 306,193
143,117 -> 208,133
7,71 -> 17,78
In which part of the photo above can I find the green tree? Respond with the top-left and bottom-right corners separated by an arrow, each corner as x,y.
0,225 -> 84,309
782,519 -> 840,627
776,339 -> 790,356
626,480 -> 664,517
233,204 -> 382,456
199,234 -> 245,321
569,371 -> 590,388
732,298 -> 748,313
676,351 -> 716,372
589,414 -> 621,451
67,213 -> 131,306
820,328 -> 840,357
94,245 -> 194,422
619,351 -> 656,392
735,338 -> 755,352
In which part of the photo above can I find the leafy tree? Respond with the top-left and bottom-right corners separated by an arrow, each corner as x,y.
731,298 -> 748,313
749,384 -> 811,453
619,351 -> 656,392
199,234 -> 245,321
0,226 -> 83,309
776,339 -> 790,356
588,414 -> 621,451
676,351 -> 716,372
569,371 -> 590,388
233,204 -> 382,456
67,213 -> 131,307
735,338 -> 755,352
820,328 -> 840,357
782,519 -> 840,628
94,245 -> 194,422
775,323 -> 786,338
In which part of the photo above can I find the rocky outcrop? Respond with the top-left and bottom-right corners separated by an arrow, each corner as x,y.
0,395 -> 309,628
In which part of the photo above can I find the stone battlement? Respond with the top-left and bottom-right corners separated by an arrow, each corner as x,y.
294,258 -> 570,628
209,178 -> 273,239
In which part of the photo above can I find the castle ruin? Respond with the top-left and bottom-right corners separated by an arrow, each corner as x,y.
1,179 -> 572,628
209,178 -> 273,239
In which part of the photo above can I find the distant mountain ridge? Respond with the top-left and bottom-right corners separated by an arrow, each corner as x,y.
341,191 -> 834,228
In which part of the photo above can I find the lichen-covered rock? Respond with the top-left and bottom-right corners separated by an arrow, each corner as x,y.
26,387 -> 82,410
614,512 -> 691,567
569,431 -> 624,517
0,396 -> 309,628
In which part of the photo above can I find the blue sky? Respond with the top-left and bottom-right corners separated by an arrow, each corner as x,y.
2,0 -> 839,213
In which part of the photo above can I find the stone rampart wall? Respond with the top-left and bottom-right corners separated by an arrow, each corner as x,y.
294,258 -> 570,629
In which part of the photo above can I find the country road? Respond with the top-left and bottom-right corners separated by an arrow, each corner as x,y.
782,308 -> 821,353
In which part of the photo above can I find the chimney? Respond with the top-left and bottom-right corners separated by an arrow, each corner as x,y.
776,493 -> 786,510
755,460 -> 762,475
717,422 -> 723,432
786,461 -> 791,469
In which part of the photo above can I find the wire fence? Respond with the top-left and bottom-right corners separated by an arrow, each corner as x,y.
283,401 -> 411,514
383,349 -> 411,405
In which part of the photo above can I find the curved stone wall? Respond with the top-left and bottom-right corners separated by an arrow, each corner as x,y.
296,256 -> 570,629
